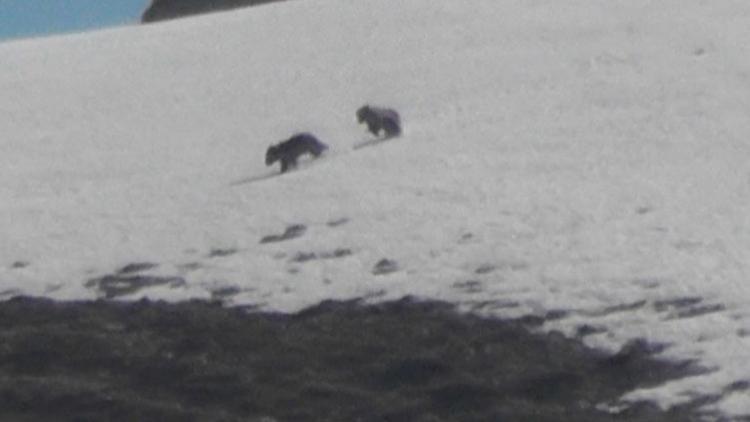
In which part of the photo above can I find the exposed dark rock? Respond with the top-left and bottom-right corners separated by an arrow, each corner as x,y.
291,248 -> 352,263
654,296 -> 703,312
512,371 -> 583,402
210,286 -> 242,301
118,262 -> 158,274
544,309 -> 570,320
516,314 -> 546,327
208,248 -> 238,258
467,299 -> 520,312
459,232 -> 473,242
142,0 -> 287,23
260,224 -> 306,244
10,261 -> 29,269
260,224 -> 307,243
429,382 -> 496,411
474,264 -> 496,274
178,262 -> 202,272
452,280 -> 483,293
509,310 -> 570,328
725,380 -> 750,393
586,300 -> 648,317
0,296 -> 708,421
372,258 -> 399,276
326,217 -> 350,227
0,289 -> 21,299
575,324 -> 607,338
606,338 -> 669,367
667,303 -> 726,320
86,274 -> 186,299
377,357 -> 451,388
292,252 -> 318,262
330,248 -> 352,258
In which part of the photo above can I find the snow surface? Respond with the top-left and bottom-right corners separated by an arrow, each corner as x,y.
1,0 -> 750,417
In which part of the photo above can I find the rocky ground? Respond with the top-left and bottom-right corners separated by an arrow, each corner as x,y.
0,296 -> 708,421
141,0 -> 283,22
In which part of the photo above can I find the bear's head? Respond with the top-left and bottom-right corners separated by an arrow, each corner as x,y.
356,105 -> 371,123
265,145 -> 280,165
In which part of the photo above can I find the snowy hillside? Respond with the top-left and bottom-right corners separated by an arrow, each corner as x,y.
2,0 -> 750,417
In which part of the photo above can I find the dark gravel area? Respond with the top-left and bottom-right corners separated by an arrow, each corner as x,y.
0,296 -> 707,421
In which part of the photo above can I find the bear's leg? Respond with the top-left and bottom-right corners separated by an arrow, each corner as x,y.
311,144 -> 326,157
280,158 -> 295,173
383,119 -> 401,138
367,121 -> 380,136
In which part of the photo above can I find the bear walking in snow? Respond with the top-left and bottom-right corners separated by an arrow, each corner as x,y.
266,133 -> 328,173
356,105 -> 402,139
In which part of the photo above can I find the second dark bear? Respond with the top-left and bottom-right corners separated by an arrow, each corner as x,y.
266,133 -> 328,173
356,105 -> 402,138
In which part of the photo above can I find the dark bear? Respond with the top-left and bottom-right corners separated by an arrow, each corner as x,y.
356,105 -> 402,138
265,133 -> 328,173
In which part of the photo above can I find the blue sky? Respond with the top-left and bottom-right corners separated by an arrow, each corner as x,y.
0,0 -> 150,41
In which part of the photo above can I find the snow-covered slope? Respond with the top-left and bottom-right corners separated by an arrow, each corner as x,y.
2,0 -> 750,417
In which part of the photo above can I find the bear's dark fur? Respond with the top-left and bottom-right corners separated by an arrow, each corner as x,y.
356,105 -> 402,138
266,133 -> 328,173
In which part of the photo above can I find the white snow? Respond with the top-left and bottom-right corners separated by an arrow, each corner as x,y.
2,0 -> 750,417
